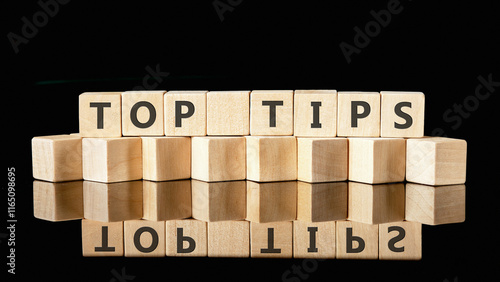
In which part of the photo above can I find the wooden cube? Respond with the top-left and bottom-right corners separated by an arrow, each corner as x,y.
124,220 -> 165,257
406,137 -> 467,185
191,137 -> 246,182
164,91 -> 207,136
142,136 -> 191,181
32,134 -> 82,182
337,92 -> 380,137
348,137 -> 406,184
121,90 -> 165,136
82,219 -> 124,257
165,219 -> 207,257
250,90 -> 294,135
405,183 -> 465,225
207,91 -> 251,135
246,136 -> 297,182
82,137 -> 142,183
379,221 -> 422,260
293,221 -> 336,259
33,180 -> 83,222
250,221 -> 292,258
246,181 -> 296,223
143,180 -> 191,221
294,90 -> 337,137
79,92 -> 122,137
336,220 -> 378,259
297,137 -> 348,183
208,220 -> 250,257
297,181 -> 347,222
380,91 -> 425,137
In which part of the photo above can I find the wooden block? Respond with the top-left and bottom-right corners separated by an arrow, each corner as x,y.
79,92 -> 122,137
406,137 -> 467,185
246,136 -> 297,182
246,181 -> 296,223
124,220 -> 165,257
32,134 -> 82,182
348,182 -> 405,224
336,220 -> 378,259
165,219 -> 207,257
82,137 -> 142,183
297,181 -> 347,222
207,91 -> 251,135
348,137 -> 406,184
121,90 -> 165,136
293,221 -> 336,259
191,180 -> 246,222
405,183 -> 465,225
294,90 -> 337,137
208,220 -> 250,257
191,137 -> 246,182
142,136 -> 191,181
250,221 -> 292,258
82,219 -> 124,257
250,90 -> 294,135
83,180 -> 143,222
164,91 -> 207,136
297,137 -> 348,183
33,180 -> 83,222
380,91 -> 425,137
143,180 -> 191,221
379,221 -> 422,260
337,92 -> 380,137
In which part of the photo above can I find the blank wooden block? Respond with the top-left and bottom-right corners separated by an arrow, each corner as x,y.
142,136 -> 191,181
246,136 -> 297,182
348,182 -> 405,224
164,91 -> 207,136
32,134 -> 82,182
191,180 -> 246,222
82,137 -> 142,183
165,219 -> 207,257
337,92 -> 380,137
250,221 -> 292,258
143,180 -> 191,221
348,137 -> 406,184
297,181 -> 347,222
207,91 -> 250,135
250,90 -> 294,135
246,181 -> 296,223
191,137 -> 246,182
82,219 -> 124,257
208,220 -> 250,258
406,137 -> 467,185
405,183 -> 465,225
79,92 -> 122,137
380,91 -> 425,137
121,90 -> 165,136
297,137 -> 347,183
294,90 -> 337,137
124,220 -> 165,257
33,180 -> 83,222
293,221 -> 336,259
336,220 -> 378,259
379,221 -> 422,260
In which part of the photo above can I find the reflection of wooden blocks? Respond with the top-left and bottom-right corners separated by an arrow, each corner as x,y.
406,137 -> 467,185
142,180 -> 191,221
348,137 -> 406,184
207,91 -> 251,135
142,136 -> 191,181
348,182 -> 405,224
337,92 -> 380,137
297,137 -> 348,183
336,220 -> 378,259
246,181 -> 296,223
381,91 -> 425,137
82,219 -> 124,257
79,92 -> 122,137
191,180 -> 246,222
250,90 -> 294,135
33,180 -> 83,222
191,137 -> 246,182
379,221 -> 422,260
246,136 -> 297,182
165,219 -> 207,257
293,221 -> 336,259
250,221 -> 292,258
32,134 -> 82,182
294,90 -> 337,137
405,183 -> 465,225
82,137 -> 142,183
164,91 -> 207,136
208,220 -> 250,257
297,182 -> 347,222
124,220 -> 165,257
121,91 -> 165,136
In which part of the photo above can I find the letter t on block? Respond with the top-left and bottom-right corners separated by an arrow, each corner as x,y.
79,92 -> 122,137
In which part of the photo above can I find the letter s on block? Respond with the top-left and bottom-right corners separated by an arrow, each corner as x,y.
387,226 -> 405,252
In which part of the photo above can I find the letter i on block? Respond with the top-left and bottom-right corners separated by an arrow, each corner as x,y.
379,221 -> 422,260
337,92 -> 380,137
380,91 -> 425,137
122,91 -> 165,136
79,92 -> 122,137
293,221 -> 336,258
82,219 -> 124,256
294,90 -> 337,137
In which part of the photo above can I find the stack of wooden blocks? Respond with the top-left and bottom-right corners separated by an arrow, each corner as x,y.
32,90 -> 467,260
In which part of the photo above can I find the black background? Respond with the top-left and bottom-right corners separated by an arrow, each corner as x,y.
4,1 -> 500,281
